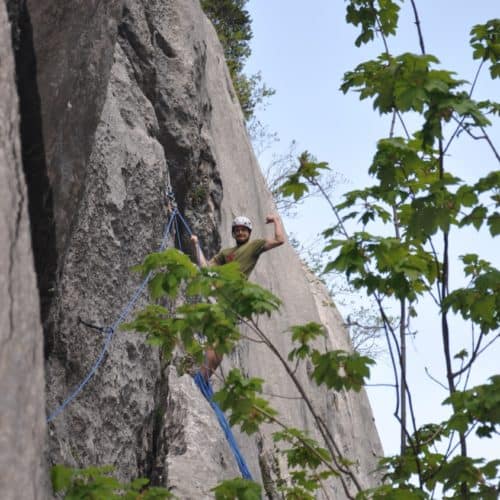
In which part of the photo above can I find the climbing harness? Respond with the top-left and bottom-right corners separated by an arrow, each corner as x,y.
46,186 -> 253,479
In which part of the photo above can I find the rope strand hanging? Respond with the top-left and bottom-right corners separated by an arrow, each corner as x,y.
46,208 -> 177,423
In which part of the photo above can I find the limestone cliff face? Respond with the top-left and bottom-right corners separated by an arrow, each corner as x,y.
6,0 -> 382,498
0,2 -> 46,499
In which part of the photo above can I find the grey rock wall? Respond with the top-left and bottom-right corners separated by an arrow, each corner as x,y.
9,0 -> 383,497
25,0 -> 123,258
0,2 -> 46,499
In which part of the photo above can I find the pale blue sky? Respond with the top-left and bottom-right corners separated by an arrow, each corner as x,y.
245,0 -> 499,462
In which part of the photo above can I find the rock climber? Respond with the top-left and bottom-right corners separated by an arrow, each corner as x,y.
190,213 -> 285,378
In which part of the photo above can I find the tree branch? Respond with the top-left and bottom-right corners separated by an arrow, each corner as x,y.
424,367 -> 448,391
443,60 -> 484,155
451,116 -> 500,163
255,406 -> 355,500
409,0 -> 426,55
246,318 -> 364,494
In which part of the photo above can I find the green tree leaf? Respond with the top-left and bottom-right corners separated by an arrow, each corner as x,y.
212,478 -> 262,500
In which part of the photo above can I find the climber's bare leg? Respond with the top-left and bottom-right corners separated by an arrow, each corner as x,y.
200,347 -> 222,381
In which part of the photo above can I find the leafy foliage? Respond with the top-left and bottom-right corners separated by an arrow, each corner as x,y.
311,350 -> 375,392
273,427 -> 339,499
263,140 -> 345,218
124,242 -> 378,496
279,151 -> 330,202
233,71 -> 275,122
470,19 -> 500,79
286,235 -> 387,358
201,0 -> 251,77
444,376 -> 500,439
278,1 -> 499,497
201,0 -> 274,120
341,53 -> 489,146
124,249 -> 281,366
345,0 -> 401,47
213,369 -> 277,434
288,322 -> 325,361
212,478 -> 262,500
445,255 -> 500,333
51,465 -> 172,499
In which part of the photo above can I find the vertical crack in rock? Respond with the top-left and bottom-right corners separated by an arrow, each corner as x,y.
118,1 -> 223,256
113,4 -> 168,479
6,125 -> 25,345
24,0 -> 124,262
257,434 -> 282,500
153,367 -> 171,486
137,362 -> 170,487
1,2 -> 47,497
114,0 -> 224,479
8,0 -> 57,346
118,4 -> 157,103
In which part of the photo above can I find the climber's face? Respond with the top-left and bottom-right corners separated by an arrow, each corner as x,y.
232,225 -> 251,245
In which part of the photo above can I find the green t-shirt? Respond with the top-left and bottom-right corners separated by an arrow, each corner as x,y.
211,239 -> 266,278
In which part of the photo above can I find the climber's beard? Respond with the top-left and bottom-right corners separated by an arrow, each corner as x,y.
233,228 -> 250,246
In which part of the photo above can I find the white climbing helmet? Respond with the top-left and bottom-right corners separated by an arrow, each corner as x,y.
232,215 -> 252,232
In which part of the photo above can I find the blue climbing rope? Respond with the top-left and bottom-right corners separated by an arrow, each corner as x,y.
193,372 -> 253,480
174,210 -> 183,250
175,209 -> 193,236
46,209 -> 178,423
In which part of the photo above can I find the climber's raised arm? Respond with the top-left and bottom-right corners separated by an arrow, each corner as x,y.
262,213 -> 285,252
190,234 -> 208,267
